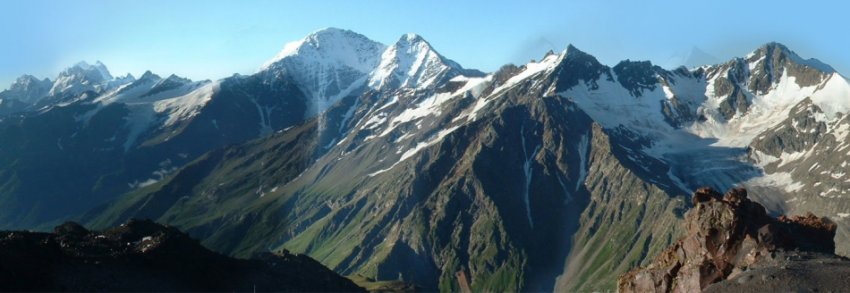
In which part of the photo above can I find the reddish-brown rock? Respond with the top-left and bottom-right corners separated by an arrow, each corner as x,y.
691,187 -> 723,205
618,187 -> 838,293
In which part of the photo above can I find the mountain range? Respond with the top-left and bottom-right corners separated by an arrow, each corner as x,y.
1,27 -> 849,291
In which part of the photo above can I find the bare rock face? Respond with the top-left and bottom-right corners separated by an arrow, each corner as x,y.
618,187 -> 839,293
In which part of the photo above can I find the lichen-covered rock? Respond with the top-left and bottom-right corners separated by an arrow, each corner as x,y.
618,187 -> 839,293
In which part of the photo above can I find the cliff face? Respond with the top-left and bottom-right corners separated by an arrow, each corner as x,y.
0,219 -> 364,292
618,187 -> 843,292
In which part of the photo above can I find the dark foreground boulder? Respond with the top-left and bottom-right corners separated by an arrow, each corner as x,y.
618,187 -> 848,292
0,219 -> 364,292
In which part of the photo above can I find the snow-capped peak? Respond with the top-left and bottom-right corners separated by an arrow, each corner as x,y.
677,42 -> 848,146
9,75 -> 52,92
11,75 -> 49,87
48,61 -> 115,96
368,32 -> 467,89
158,74 -> 192,86
746,42 -> 835,73
0,74 -> 52,104
73,61 -> 114,81
563,44 -> 586,58
260,28 -> 386,116
401,32 -> 424,43
560,44 -> 602,67
138,70 -> 162,82
108,73 -> 136,89
260,27 -> 386,72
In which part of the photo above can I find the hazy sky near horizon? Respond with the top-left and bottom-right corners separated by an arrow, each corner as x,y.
2,0 -> 849,89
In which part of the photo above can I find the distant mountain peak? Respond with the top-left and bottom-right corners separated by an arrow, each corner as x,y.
747,42 -> 798,63
0,74 -> 53,104
14,74 -> 44,83
392,33 -> 436,54
138,70 -> 161,82
162,73 -> 191,84
47,61 -> 115,96
557,44 -> 604,69
138,73 -> 193,98
368,32 -> 469,89
401,32 -> 424,43
69,60 -> 113,80
562,44 -> 595,61
747,42 -> 835,73
664,46 -> 722,69
109,73 -> 136,88
308,27 -> 354,38
260,28 -> 386,116
260,27 -> 385,72
753,41 -> 792,54
685,46 -> 720,67
10,75 -> 52,90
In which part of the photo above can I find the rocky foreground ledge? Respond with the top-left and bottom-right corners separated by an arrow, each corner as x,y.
0,219 -> 364,292
618,187 -> 850,292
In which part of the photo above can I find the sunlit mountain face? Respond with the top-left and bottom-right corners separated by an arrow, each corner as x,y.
1,25 -> 850,292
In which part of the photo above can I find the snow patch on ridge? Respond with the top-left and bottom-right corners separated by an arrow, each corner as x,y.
368,125 -> 460,176
560,74 -> 675,143
380,92 -> 455,136
464,53 -> 561,123
689,69 -> 822,147
153,81 -> 220,126
811,73 -> 850,118
492,53 -> 561,96
377,76 -> 491,137
520,124 -> 539,228
575,133 -> 589,191
746,171 -> 804,193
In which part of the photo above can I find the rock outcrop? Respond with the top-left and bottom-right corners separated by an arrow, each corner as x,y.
618,187 -> 847,292
0,219 -> 364,292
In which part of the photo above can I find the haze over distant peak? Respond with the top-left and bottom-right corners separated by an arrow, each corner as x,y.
664,46 -> 721,69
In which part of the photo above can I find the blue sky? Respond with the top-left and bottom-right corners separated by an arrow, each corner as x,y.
2,0 -> 849,89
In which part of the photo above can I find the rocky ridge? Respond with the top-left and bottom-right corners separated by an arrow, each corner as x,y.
618,187 -> 847,292
0,219 -> 363,292
81,36 -> 850,292
1,27 -> 849,292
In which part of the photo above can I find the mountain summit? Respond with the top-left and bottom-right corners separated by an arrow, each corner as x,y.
0,75 -> 52,104
747,42 -> 835,73
261,27 -> 385,73
258,28 -> 483,117
48,61 -> 114,96
260,28 -> 386,115
738,42 -> 835,94
75,36 -> 850,292
368,33 -> 474,89
1,28 -> 849,293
